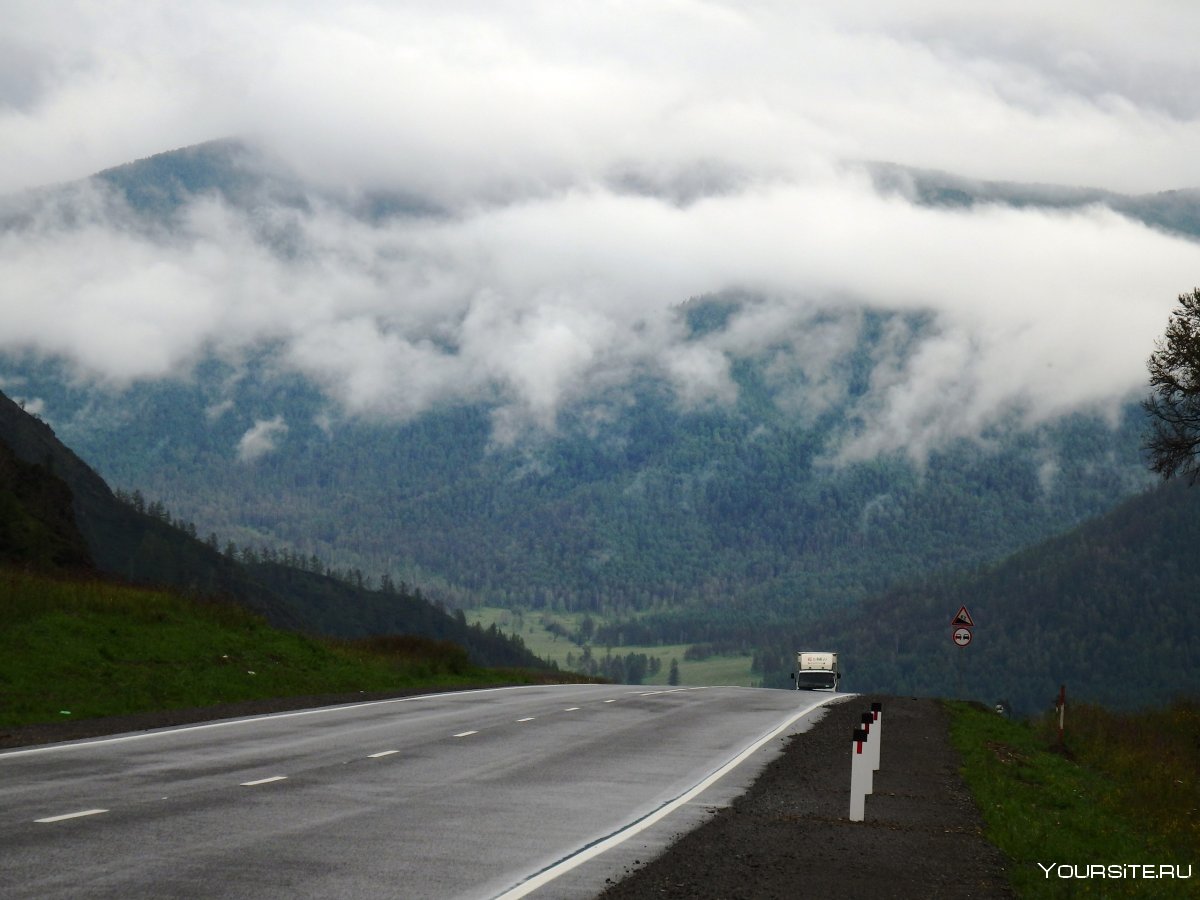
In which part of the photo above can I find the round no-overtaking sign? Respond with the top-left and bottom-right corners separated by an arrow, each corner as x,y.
953,626 -> 973,646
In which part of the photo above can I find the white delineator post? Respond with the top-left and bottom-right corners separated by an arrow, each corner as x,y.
859,713 -> 876,795
870,702 -> 882,772
849,727 -> 869,822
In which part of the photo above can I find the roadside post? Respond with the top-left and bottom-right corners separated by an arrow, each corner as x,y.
869,702 -> 882,772
849,727 -> 869,822
952,605 -> 974,698
860,712 -> 876,795
1055,684 -> 1066,746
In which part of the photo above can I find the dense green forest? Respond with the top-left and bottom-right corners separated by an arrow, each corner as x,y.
0,390 -> 549,670
787,479 -> 1200,714
8,349 -> 1151,634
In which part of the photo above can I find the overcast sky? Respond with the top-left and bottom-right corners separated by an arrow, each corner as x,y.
3,1 -> 1200,459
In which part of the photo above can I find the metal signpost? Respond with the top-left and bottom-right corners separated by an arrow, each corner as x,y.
951,606 -> 974,698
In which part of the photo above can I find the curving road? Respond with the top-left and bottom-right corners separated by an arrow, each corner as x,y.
0,684 -> 841,899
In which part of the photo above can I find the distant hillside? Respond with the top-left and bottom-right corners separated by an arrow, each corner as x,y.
790,479 -> 1200,714
11,337 -> 1151,640
0,390 -> 550,669
0,141 -> 1172,639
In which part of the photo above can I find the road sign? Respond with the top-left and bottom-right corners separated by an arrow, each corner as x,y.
951,606 -> 975,628
952,627 -> 973,647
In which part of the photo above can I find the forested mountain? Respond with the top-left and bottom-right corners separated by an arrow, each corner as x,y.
788,478 -> 1200,714
0,141 -> 1186,661
7,348 -> 1151,631
0,390 -> 548,669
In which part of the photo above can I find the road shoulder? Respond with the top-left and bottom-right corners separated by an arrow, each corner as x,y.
597,695 -> 1014,899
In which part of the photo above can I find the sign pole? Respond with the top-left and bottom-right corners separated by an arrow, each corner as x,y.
950,606 -> 975,699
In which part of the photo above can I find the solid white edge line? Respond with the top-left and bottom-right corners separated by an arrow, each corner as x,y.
0,685 -> 554,758
492,692 -> 851,900
240,775 -> 287,786
35,808 -> 108,823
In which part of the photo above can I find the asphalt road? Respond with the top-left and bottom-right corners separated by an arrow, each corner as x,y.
0,684 -> 840,899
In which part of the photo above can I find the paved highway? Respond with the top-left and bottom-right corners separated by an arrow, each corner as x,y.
0,684 -> 841,899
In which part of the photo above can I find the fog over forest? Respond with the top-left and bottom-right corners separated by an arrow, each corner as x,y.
3,2 -> 1200,462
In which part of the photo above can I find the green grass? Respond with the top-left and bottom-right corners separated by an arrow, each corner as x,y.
465,606 -> 757,686
0,569 -> 565,727
947,700 -> 1199,899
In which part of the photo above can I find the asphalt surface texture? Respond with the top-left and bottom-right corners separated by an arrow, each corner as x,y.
0,685 -> 837,899
1,690 -> 1013,899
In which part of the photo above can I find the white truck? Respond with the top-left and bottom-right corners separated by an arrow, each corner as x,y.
791,651 -> 840,691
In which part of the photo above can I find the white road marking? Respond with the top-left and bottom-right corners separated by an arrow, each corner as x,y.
603,699 -> 618,703
517,717 -> 535,722
0,685 -> 536,758
35,809 -> 108,823
240,776 -> 287,786
564,707 -> 580,711
453,730 -> 478,738
368,750 -> 400,758
493,693 -> 849,899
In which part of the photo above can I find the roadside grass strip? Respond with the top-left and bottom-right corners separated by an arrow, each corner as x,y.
946,700 -> 1197,899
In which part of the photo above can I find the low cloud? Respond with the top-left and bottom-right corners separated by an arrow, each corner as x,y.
237,415 -> 288,462
1,169 -> 1194,460
2,2 -> 1199,459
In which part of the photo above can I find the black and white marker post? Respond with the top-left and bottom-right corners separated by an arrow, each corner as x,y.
870,701 -> 882,772
849,703 -> 885,822
849,726 -> 870,822
860,712 -> 876,795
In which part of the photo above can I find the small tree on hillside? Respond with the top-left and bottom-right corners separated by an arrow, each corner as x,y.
1145,288 -> 1200,483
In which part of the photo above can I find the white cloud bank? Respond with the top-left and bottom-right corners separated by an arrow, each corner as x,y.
1,1 -> 1199,458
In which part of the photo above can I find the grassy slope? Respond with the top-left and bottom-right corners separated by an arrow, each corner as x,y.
0,569 -> 564,728
946,700 -> 1199,898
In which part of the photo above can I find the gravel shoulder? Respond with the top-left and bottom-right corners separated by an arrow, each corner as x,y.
598,694 -> 1015,899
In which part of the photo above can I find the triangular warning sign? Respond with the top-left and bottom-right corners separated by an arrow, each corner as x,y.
952,605 -> 975,627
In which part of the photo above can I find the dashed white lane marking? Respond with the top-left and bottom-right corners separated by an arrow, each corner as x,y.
564,707 -> 580,711
517,717 -> 535,723
368,750 -> 400,758
603,699 -> 618,703
241,776 -> 287,786
453,730 -> 478,738
35,809 -> 108,823
0,685 -> 535,759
